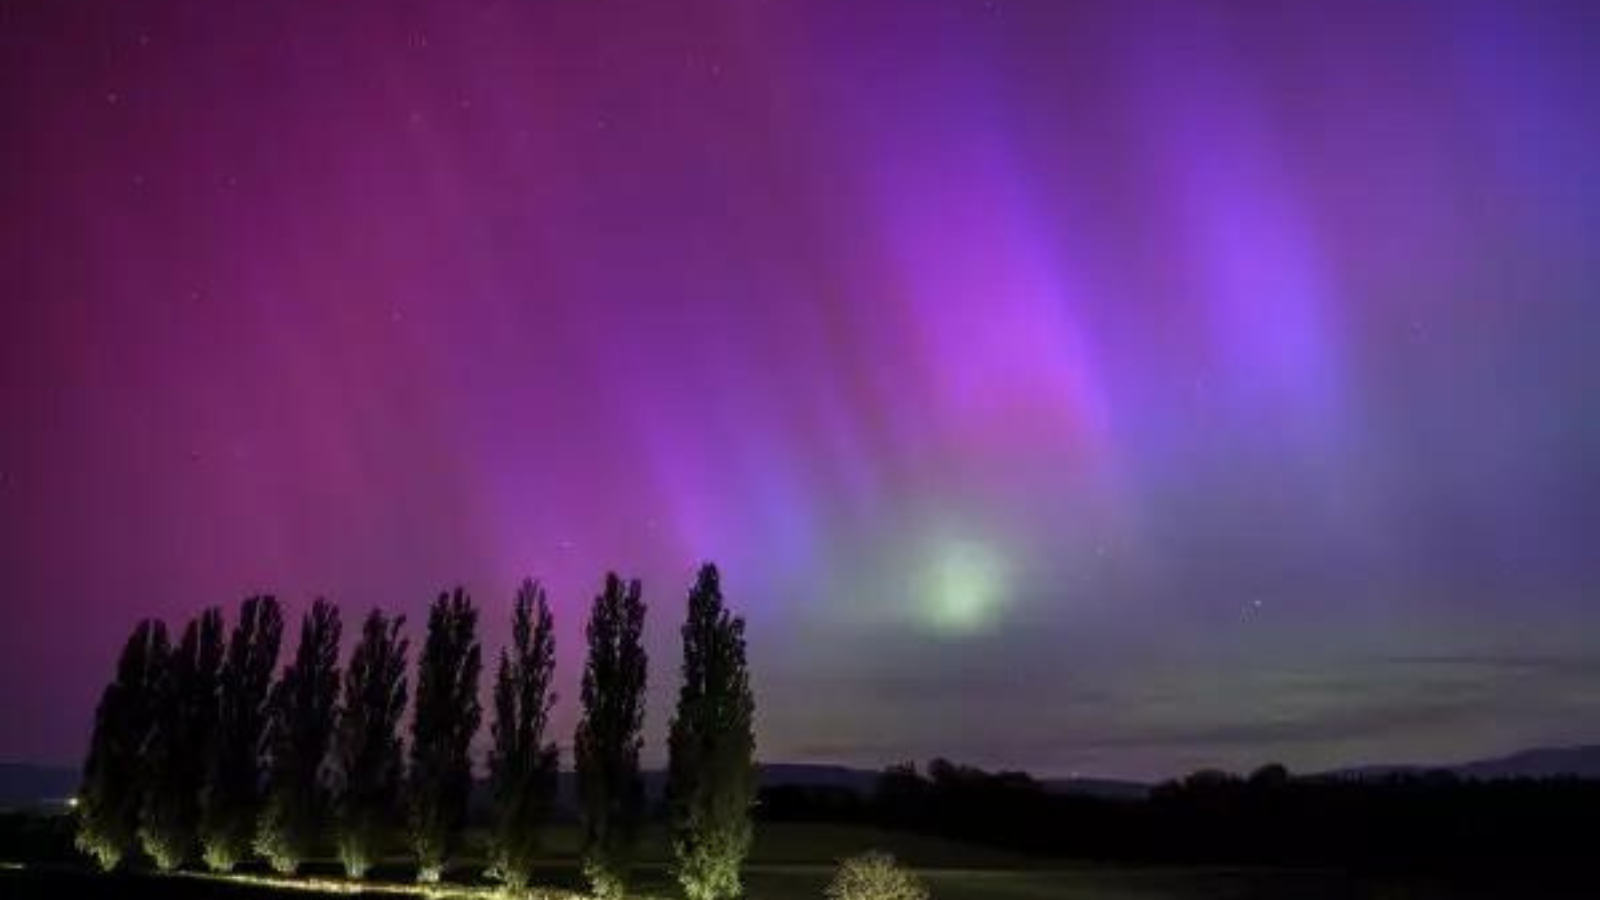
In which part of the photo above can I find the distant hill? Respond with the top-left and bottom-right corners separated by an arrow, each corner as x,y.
1042,776 -> 1153,800
758,762 -> 880,793
539,762 -> 880,815
1453,745 -> 1600,779
0,760 -> 954,813
8,747 -> 1599,813
1327,745 -> 1600,782
753,764 -> 1152,799
0,764 -> 77,811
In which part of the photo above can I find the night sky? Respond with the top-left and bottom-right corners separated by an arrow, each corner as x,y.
3,0 -> 1599,779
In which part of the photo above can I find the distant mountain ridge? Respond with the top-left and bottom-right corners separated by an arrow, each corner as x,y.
7,746 -> 1600,811
1328,745 -> 1600,781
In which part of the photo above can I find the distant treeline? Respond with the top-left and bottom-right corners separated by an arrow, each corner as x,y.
760,759 -> 1600,869
72,566 -> 756,900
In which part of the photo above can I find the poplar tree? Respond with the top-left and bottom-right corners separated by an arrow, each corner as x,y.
408,588 -> 482,882
76,619 -> 169,871
333,610 -> 409,879
488,579 -> 560,894
668,564 -> 757,900
141,607 -> 225,870
200,595 -> 284,871
256,599 -> 342,875
575,573 -> 648,900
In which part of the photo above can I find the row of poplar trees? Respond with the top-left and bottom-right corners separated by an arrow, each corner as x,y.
75,564 -> 757,900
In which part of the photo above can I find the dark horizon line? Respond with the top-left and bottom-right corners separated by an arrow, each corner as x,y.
11,741 -> 1600,789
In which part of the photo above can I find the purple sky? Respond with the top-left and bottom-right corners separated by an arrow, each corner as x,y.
3,0 -> 1599,780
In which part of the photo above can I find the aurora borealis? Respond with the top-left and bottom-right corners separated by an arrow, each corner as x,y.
3,0 -> 1599,779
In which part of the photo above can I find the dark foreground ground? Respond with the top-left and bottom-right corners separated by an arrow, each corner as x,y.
4,821 -> 1598,900
3,861 -> 1597,900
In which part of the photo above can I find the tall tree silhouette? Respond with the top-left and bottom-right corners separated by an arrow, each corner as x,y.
489,579 -> 560,894
575,573 -> 648,900
140,607 -> 225,870
77,619 -> 169,871
408,588 -> 482,882
333,610 -> 409,879
256,599 -> 341,874
668,564 -> 757,900
200,595 -> 283,871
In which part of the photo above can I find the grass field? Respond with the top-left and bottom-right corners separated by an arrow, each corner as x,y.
2,823 -> 1595,899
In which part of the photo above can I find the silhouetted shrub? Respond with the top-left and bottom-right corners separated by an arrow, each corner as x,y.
826,851 -> 928,900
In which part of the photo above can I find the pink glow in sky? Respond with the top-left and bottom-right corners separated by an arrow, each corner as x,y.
3,0 -> 1599,778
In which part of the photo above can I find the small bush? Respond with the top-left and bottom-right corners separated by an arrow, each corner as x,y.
826,851 -> 929,900
74,831 -> 125,872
